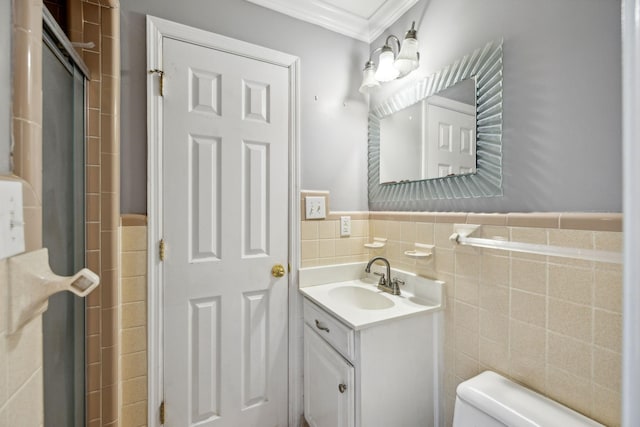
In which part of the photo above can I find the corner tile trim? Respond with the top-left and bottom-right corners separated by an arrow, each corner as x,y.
368,211 -> 621,232
299,190 -> 622,233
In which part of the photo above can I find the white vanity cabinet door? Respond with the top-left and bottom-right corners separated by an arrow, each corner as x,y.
304,324 -> 355,427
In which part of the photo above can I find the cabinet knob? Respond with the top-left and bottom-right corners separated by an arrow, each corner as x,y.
338,383 -> 347,393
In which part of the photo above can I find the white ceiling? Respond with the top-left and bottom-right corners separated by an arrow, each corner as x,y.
246,0 -> 419,43
320,0 -> 388,20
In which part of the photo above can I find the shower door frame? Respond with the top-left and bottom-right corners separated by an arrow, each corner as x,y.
42,7 -> 89,427
622,1 -> 640,426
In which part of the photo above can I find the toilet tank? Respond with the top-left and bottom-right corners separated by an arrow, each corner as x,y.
452,371 -> 604,427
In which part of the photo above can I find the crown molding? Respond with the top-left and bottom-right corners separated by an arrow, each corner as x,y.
367,0 -> 419,42
246,0 -> 419,43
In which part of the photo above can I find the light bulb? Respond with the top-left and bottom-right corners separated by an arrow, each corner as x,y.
394,37 -> 419,74
374,49 -> 399,82
359,62 -> 380,93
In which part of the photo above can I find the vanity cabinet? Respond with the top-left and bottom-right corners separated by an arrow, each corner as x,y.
304,324 -> 355,427
302,298 -> 440,427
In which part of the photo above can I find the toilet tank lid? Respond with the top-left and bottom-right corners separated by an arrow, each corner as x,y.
456,371 -> 604,427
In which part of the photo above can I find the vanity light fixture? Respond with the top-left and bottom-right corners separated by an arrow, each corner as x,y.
359,21 -> 420,93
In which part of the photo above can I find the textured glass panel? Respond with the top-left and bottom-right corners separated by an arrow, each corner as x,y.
42,31 -> 86,427
369,39 -> 503,209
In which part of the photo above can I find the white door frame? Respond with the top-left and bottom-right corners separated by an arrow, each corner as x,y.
622,1 -> 640,425
146,15 -> 302,427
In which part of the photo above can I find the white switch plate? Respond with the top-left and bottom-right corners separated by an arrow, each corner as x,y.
340,216 -> 351,237
0,181 -> 25,260
305,196 -> 326,219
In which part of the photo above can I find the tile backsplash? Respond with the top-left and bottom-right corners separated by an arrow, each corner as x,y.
300,213 -> 370,268
110,196 -> 623,427
120,215 -> 148,427
299,193 -> 622,426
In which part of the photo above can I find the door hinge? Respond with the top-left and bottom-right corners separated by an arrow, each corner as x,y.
159,239 -> 166,261
159,400 -> 166,424
149,69 -> 165,96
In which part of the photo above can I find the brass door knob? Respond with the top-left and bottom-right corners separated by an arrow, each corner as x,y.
271,264 -> 286,278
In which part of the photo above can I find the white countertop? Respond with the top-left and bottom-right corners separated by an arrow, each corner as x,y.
299,278 -> 442,330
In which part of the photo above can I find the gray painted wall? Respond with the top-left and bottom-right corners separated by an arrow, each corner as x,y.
370,0 -> 622,212
122,0 -> 622,213
0,0 -> 11,174
120,0 -> 370,213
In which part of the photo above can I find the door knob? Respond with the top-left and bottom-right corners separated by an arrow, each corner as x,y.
271,264 -> 286,278
338,383 -> 347,393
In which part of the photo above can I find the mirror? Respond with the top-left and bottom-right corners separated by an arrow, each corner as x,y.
368,39 -> 503,208
379,78 -> 476,183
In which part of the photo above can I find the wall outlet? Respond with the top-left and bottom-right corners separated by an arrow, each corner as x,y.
0,181 -> 25,260
340,216 -> 351,237
305,196 -> 326,219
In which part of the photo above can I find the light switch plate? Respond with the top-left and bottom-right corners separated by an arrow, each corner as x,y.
305,196 -> 326,219
340,216 -> 351,237
0,181 -> 25,260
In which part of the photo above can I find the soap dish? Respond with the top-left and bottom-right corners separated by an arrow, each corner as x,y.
364,237 -> 387,249
404,243 -> 434,259
404,250 -> 430,258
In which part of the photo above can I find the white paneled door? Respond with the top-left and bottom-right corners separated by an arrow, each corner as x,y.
162,37 -> 289,426
425,99 -> 476,178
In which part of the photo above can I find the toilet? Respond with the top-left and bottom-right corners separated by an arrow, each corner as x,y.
453,371 -> 604,427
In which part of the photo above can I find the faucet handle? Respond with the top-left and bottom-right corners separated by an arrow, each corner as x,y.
390,278 -> 404,296
373,271 -> 386,285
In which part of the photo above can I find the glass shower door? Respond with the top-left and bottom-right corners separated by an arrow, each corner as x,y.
42,22 -> 86,427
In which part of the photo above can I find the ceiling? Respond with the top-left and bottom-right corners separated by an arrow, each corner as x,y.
246,0 -> 419,43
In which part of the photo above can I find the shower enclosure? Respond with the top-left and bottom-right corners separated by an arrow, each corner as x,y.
42,8 -> 88,427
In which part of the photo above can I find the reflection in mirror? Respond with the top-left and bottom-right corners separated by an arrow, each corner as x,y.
368,39 -> 503,208
379,78 -> 476,183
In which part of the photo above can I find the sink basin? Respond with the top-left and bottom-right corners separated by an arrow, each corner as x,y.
300,277 -> 443,330
328,285 -> 394,310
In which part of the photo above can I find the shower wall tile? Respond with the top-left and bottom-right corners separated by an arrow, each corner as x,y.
68,1 -> 122,424
83,2 -> 100,24
101,346 -> 117,387
87,362 -> 101,392
87,137 -> 100,165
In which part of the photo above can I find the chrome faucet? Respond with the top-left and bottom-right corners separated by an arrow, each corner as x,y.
364,256 -> 404,296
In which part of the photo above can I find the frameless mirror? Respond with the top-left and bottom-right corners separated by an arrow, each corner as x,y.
368,39 -> 503,209
379,78 -> 476,183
